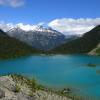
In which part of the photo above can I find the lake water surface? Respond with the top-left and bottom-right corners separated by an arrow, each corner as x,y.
0,55 -> 100,99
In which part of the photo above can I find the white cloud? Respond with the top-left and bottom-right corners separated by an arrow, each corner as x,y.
0,0 -> 25,7
48,18 -> 100,35
0,0 -> 4,5
0,22 -> 14,31
0,18 -> 100,35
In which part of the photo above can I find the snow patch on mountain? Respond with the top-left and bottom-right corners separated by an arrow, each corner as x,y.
7,25 -> 68,50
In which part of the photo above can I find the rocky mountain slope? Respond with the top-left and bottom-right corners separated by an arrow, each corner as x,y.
7,25 -> 69,50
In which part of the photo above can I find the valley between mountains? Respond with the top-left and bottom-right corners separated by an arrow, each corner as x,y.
0,25 -> 100,59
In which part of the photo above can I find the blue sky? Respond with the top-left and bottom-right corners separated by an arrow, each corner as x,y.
0,0 -> 100,24
0,0 -> 100,35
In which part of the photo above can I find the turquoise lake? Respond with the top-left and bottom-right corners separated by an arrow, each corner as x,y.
0,55 -> 100,99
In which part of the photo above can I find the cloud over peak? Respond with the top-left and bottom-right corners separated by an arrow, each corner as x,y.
48,18 -> 100,35
0,18 -> 100,35
0,22 -> 46,32
0,0 -> 25,7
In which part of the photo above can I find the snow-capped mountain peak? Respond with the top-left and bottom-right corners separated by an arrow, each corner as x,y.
7,25 -> 67,50
8,24 -> 57,33
32,25 -> 59,33
8,25 -> 62,37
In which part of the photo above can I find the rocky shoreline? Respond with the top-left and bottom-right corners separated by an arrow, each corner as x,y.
0,74 -> 72,100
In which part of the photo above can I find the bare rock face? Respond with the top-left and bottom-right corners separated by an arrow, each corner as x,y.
17,92 -> 36,100
7,26 -> 67,50
0,76 -> 15,91
0,75 -> 71,100
0,88 -> 5,98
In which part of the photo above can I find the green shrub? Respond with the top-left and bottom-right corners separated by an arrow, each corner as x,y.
28,91 -> 33,97
14,84 -> 21,93
28,78 -> 37,92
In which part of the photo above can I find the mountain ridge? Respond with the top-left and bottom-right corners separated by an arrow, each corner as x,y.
7,26 -> 68,50
0,25 -> 100,58
0,29 -> 42,59
50,25 -> 100,55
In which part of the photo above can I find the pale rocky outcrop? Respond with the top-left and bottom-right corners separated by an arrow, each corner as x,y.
0,76 -> 71,100
88,43 -> 100,55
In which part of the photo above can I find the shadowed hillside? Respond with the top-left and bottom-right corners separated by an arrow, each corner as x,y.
50,25 -> 100,54
0,29 -> 42,59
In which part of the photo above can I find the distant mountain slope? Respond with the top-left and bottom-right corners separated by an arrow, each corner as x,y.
7,26 -> 67,50
0,29 -> 42,59
50,25 -> 100,54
